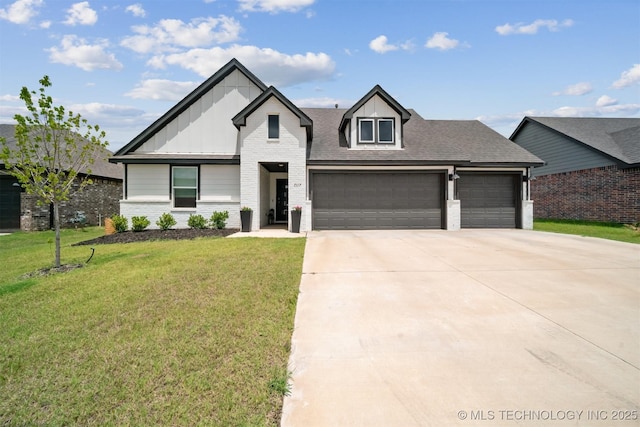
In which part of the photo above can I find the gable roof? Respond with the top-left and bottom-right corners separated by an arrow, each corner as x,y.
510,117 -> 640,166
114,58 -> 268,156
0,124 -> 122,180
232,86 -> 313,142
307,108 -> 543,166
339,85 -> 411,133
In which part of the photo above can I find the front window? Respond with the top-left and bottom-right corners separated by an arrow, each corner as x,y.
268,114 -> 279,139
359,119 -> 374,143
173,166 -> 197,208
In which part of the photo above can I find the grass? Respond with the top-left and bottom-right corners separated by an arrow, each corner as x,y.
534,219 -> 640,244
0,228 -> 305,426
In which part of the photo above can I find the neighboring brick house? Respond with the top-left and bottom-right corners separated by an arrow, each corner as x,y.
110,59 -> 543,232
0,124 -> 123,231
510,117 -> 640,224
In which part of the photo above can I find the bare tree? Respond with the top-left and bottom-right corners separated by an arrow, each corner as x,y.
0,76 -> 108,267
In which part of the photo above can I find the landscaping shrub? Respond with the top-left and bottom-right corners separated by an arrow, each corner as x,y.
111,215 -> 128,233
131,216 -> 150,232
156,213 -> 177,230
210,210 -> 229,229
187,214 -> 208,229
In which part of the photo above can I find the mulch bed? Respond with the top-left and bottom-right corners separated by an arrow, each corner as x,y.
74,228 -> 240,246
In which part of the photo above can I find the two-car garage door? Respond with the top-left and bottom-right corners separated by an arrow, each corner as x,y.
312,172 -> 444,230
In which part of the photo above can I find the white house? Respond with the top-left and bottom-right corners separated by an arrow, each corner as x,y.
110,59 -> 543,231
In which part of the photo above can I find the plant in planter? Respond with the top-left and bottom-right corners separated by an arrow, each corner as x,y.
291,205 -> 302,233
240,206 -> 252,232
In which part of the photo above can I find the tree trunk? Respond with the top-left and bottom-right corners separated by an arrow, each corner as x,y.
53,202 -> 61,268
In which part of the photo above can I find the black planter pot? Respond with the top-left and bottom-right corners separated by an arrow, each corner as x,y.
240,210 -> 252,232
291,210 -> 301,233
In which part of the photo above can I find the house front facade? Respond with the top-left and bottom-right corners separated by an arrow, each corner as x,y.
0,124 -> 122,231
111,59 -> 543,232
510,117 -> 640,224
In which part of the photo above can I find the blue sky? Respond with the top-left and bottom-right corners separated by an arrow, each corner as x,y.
1,0 -> 638,151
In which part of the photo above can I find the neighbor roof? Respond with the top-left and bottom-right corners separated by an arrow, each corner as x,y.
306,108 -> 543,166
0,124 -> 122,180
114,58 -> 268,157
510,117 -> 640,166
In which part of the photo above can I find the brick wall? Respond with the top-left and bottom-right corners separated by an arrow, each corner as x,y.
20,177 -> 122,231
532,165 -> 640,224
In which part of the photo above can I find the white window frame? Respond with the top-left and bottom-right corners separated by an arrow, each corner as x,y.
358,118 -> 375,143
377,118 -> 395,144
268,114 -> 279,139
172,166 -> 198,209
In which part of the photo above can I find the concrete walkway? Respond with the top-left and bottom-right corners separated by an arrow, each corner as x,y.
281,230 -> 640,426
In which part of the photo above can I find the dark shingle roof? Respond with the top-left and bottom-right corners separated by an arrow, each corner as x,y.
305,108 -> 543,166
511,117 -> 640,166
0,124 -> 122,180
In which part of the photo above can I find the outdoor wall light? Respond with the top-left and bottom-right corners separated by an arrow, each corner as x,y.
448,173 -> 460,181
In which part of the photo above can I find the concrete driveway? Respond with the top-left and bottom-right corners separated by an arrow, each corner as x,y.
281,230 -> 639,426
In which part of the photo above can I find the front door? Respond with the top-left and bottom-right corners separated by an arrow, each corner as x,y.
276,179 -> 288,222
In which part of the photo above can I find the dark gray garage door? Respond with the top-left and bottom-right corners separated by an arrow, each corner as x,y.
458,173 -> 519,228
312,172 -> 444,230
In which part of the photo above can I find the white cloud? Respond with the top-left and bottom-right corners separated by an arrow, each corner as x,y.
495,19 -> 574,35
612,64 -> 640,89
0,94 -> 21,102
68,102 -> 143,118
552,82 -> 592,96
595,95 -> 617,107
0,0 -> 43,25
48,35 -> 123,71
39,19 -> 50,28
64,2 -> 98,26
125,3 -> 145,18
121,16 -> 242,54
148,45 -> 335,87
425,32 -> 462,51
369,35 -> 413,54
369,35 -> 397,54
238,0 -> 314,13
125,79 -> 199,101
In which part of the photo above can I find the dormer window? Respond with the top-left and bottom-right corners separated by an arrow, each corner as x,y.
358,117 -> 395,144
359,119 -> 374,143
268,114 -> 279,139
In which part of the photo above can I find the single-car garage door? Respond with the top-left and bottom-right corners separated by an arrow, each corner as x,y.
458,173 -> 520,228
312,172 -> 444,230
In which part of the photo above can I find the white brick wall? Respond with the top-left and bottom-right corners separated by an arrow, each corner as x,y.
120,200 -> 241,229
239,97 -> 308,231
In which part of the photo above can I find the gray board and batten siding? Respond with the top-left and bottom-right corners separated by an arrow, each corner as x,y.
513,121 -> 617,176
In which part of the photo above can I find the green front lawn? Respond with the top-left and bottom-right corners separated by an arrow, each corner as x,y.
534,219 -> 640,244
0,228 -> 305,425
